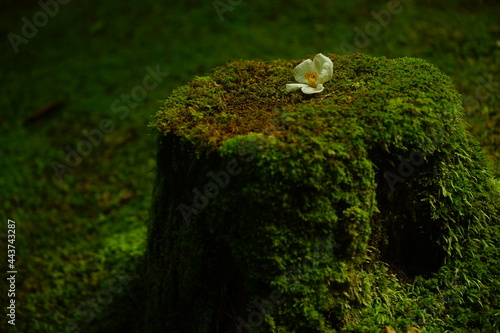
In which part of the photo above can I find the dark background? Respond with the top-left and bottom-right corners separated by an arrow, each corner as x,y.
0,0 -> 498,331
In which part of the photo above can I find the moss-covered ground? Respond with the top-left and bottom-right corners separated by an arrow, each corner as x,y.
0,0 -> 498,332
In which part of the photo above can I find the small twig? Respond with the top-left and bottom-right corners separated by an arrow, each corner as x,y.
318,93 -> 333,100
23,101 -> 65,126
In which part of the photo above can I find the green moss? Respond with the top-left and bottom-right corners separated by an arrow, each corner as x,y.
147,53 -> 500,332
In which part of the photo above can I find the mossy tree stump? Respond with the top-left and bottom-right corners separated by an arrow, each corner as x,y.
146,54 -> 500,332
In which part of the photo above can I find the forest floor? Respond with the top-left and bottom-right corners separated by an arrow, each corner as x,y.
0,0 -> 498,331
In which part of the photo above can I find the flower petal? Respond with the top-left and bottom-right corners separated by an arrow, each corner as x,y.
301,84 -> 324,94
293,59 -> 313,84
286,83 -> 309,92
317,61 -> 333,84
312,53 -> 333,74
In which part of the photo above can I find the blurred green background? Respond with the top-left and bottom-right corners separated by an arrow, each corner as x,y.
0,0 -> 498,331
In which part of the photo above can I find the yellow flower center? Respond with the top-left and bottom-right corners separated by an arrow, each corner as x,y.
305,72 -> 319,88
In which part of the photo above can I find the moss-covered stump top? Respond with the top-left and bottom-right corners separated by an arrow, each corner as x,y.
148,54 -> 500,332
154,53 -> 463,155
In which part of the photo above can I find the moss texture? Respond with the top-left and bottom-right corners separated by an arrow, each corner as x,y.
147,53 -> 500,332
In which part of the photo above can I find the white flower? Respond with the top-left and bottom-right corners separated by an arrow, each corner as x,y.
286,53 -> 333,94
